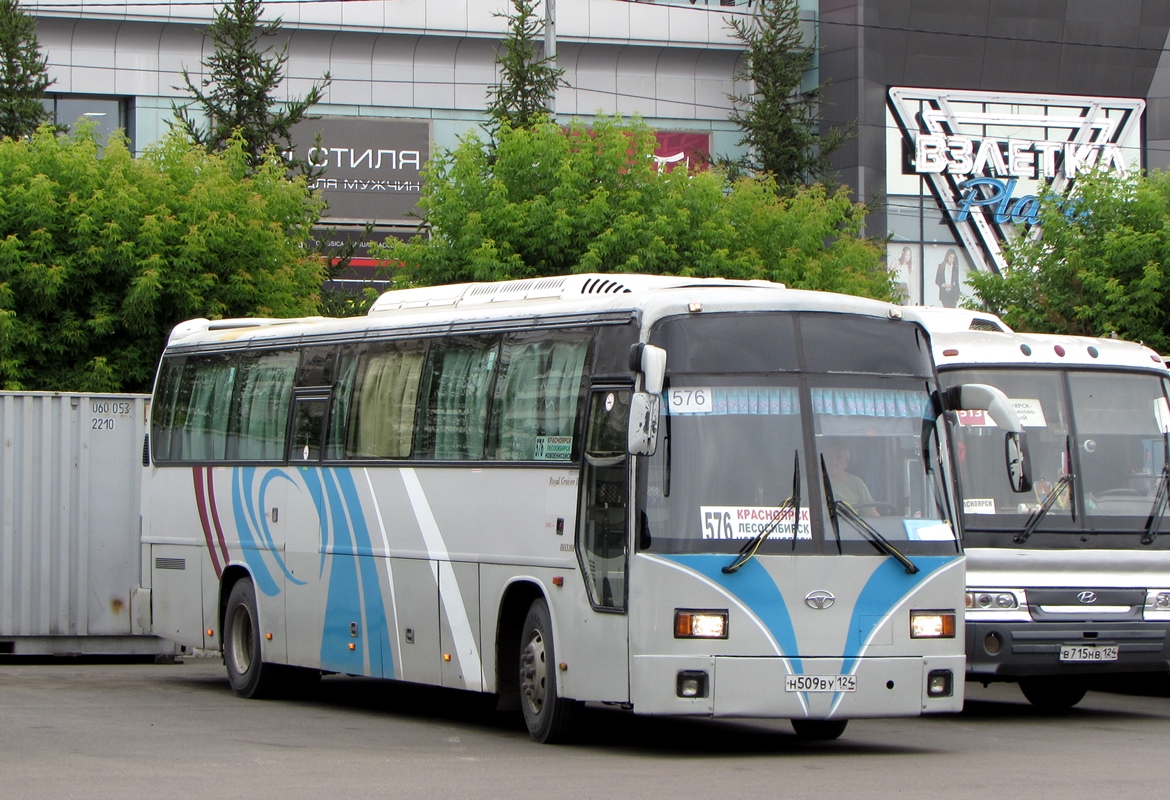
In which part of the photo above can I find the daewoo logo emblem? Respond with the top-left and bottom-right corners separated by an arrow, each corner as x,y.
1077,591 -> 1098,604
805,591 -> 835,610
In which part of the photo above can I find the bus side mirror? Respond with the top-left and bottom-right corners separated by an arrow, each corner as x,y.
630,343 -> 667,395
628,392 -> 660,456
945,382 -> 1032,493
1005,431 -> 1032,493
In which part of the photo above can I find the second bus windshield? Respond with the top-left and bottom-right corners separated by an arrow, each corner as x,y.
943,368 -> 1170,538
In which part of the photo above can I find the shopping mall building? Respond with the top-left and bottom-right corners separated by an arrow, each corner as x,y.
26,0 -> 1170,305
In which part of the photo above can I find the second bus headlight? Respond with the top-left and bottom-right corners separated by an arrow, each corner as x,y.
675,610 -> 729,639
910,610 -> 957,638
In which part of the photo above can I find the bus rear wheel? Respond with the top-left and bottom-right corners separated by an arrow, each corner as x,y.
519,598 -> 581,743
1018,677 -> 1087,712
791,719 -> 848,741
224,579 -> 278,699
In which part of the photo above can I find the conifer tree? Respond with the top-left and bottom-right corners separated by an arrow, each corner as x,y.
485,0 -> 567,133
726,0 -> 852,192
0,0 -> 53,140
173,0 -> 330,175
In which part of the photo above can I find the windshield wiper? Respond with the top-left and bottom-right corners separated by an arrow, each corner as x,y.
821,456 -> 918,574
1141,461 -> 1170,545
723,450 -> 801,574
1016,472 -> 1073,544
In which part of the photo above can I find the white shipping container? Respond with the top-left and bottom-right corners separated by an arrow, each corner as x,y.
0,392 -> 175,656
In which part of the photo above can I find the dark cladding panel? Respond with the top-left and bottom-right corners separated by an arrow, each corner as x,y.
903,31 -> 988,90
906,0 -> 991,34
984,0 -> 1067,41
1057,45 -> 1139,96
982,39 -> 1062,93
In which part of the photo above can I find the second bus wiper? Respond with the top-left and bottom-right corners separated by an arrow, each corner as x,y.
1016,473 -> 1073,544
1141,462 -> 1170,545
723,451 -> 801,574
821,456 -> 918,575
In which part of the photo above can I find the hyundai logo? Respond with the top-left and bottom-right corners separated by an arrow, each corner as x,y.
805,590 -> 835,610
1077,591 -> 1098,604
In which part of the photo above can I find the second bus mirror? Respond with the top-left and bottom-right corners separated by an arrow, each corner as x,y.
1005,431 -> 1033,493
628,392 -> 661,456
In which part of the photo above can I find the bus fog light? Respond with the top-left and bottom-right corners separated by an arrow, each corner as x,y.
984,632 -> 1003,655
677,670 -> 709,698
1150,591 -> 1170,610
927,669 -> 953,697
910,610 -> 956,638
675,610 -> 728,639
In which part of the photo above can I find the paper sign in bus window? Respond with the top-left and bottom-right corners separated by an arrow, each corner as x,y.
533,436 -> 573,460
700,506 -> 813,540
963,498 -> 997,515
956,399 -> 1046,427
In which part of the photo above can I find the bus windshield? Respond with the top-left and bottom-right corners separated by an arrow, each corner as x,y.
638,312 -> 956,556
943,368 -> 1170,538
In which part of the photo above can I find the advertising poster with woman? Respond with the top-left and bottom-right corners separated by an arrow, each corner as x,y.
926,245 -> 971,308
886,244 -> 917,305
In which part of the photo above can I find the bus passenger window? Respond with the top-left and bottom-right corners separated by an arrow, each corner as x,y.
489,332 -> 589,461
228,351 -> 298,461
347,341 -> 425,459
417,336 -> 499,460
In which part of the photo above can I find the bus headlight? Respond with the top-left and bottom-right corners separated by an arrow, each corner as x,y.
965,590 -> 1020,610
1145,590 -> 1170,612
675,610 -> 729,639
910,610 -> 957,638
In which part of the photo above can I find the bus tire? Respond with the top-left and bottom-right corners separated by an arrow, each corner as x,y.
791,718 -> 848,740
223,579 -> 278,699
1019,677 -> 1087,712
519,598 -> 581,743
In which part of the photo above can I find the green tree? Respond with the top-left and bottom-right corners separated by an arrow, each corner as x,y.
725,0 -> 853,191
968,167 -> 1170,353
0,123 -> 326,392
379,116 -> 892,300
485,0 -> 566,134
173,0 -> 330,175
0,0 -> 53,140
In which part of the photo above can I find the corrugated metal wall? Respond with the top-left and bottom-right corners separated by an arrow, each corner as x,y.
0,392 -> 170,655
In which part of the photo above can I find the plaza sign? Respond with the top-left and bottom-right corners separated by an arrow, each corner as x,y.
888,88 -> 1145,274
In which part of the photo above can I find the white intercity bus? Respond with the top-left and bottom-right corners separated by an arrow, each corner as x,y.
924,309 -> 1170,710
141,274 -> 1025,742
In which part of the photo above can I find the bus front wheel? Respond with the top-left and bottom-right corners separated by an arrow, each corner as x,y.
519,598 -> 581,743
1019,677 -> 1087,712
224,579 -> 278,699
791,719 -> 848,740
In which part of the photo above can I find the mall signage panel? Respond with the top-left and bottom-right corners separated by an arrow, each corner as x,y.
888,88 -> 1144,275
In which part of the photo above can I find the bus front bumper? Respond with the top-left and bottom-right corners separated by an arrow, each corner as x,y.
966,619 -> 1170,679
630,654 -> 965,718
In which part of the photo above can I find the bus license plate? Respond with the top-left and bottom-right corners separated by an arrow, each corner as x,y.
785,674 -> 856,693
1059,644 -> 1119,662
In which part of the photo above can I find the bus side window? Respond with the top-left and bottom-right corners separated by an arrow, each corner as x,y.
580,389 -> 630,611
346,340 -> 426,459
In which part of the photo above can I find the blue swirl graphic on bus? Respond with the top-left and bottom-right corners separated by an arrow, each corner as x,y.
839,555 -> 954,675
231,467 -> 304,597
300,467 -> 392,677
663,555 -> 802,674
